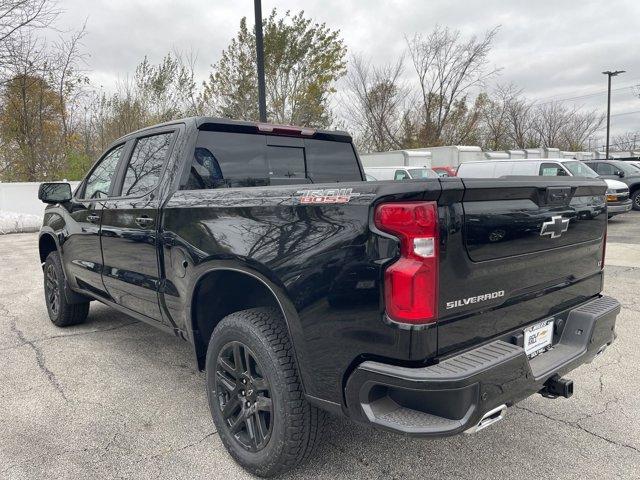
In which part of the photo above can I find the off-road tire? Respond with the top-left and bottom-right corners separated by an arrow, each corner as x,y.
205,307 -> 326,477
44,251 -> 90,327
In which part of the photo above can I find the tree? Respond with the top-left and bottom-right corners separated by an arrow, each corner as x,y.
0,0 -> 58,72
0,73 -> 66,180
531,102 -> 604,151
203,9 -> 347,127
343,55 -> 409,152
407,25 -> 500,146
610,131 -> 639,152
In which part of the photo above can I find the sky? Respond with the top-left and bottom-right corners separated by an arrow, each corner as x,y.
51,0 -> 640,148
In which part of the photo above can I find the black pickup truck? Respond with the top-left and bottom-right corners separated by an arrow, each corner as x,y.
38,117 -> 619,477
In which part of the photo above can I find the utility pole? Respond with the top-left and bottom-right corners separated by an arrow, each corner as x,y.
254,0 -> 267,122
602,70 -> 625,159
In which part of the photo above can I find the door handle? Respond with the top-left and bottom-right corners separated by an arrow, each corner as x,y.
135,215 -> 154,227
87,213 -> 100,223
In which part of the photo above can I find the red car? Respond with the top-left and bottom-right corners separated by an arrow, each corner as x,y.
432,166 -> 457,177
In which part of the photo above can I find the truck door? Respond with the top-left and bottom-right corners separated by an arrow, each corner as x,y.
62,143 -> 127,298
100,130 -> 176,321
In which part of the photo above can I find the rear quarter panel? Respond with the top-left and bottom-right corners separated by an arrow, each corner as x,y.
160,180 -> 441,404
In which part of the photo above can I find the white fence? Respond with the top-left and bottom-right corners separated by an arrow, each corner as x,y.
0,181 -> 80,216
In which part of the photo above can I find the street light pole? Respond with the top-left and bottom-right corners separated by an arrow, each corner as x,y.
602,70 -> 625,159
254,0 -> 267,122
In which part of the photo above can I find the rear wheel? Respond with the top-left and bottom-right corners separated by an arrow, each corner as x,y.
632,190 -> 640,211
44,251 -> 90,327
205,307 -> 325,477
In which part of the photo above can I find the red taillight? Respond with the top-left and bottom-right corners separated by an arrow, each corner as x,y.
374,201 -> 438,325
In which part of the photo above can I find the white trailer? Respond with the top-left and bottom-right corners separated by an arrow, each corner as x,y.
484,151 -> 510,159
418,145 -> 483,167
525,148 -> 542,159
506,150 -> 526,159
359,149 -> 432,168
575,152 -> 594,161
545,147 -> 561,158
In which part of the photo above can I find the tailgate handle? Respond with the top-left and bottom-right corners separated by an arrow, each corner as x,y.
545,187 -> 571,205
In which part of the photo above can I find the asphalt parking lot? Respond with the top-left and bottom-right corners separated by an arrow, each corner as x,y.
1,213 -> 639,480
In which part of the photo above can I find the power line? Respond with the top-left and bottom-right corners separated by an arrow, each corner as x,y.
530,80 -> 640,106
532,85 -> 638,107
610,109 -> 640,118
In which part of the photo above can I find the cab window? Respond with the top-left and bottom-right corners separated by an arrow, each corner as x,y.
594,162 -> 616,175
120,132 -> 174,197
539,163 -> 568,176
81,144 -> 125,200
394,169 -> 410,180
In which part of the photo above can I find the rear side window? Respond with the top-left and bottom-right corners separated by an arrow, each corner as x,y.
594,162 -> 615,175
121,133 -> 173,197
183,131 -> 362,189
82,144 -> 125,199
539,163 -> 568,176
394,169 -> 410,180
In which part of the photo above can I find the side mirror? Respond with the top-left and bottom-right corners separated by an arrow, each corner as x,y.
616,170 -> 625,178
38,182 -> 72,204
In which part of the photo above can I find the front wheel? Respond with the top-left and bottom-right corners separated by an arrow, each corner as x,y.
632,190 -> 640,211
43,251 -> 90,327
205,308 -> 325,477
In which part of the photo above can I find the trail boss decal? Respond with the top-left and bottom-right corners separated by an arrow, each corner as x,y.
446,290 -> 505,310
295,188 -> 361,204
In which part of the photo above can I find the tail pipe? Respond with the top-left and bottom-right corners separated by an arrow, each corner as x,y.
464,404 -> 507,434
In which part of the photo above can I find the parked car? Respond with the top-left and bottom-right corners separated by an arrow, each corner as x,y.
38,117 -> 619,477
359,149 -> 432,168
457,158 -> 632,217
364,166 -> 438,180
432,165 -> 458,177
584,160 -> 640,210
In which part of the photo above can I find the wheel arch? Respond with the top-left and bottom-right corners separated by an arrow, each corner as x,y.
187,264 -> 305,379
38,231 -> 60,264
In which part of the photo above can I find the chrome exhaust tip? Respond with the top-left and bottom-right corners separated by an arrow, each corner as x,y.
464,404 -> 507,434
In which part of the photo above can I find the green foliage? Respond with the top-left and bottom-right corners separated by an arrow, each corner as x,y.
60,149 -> 93,180
204,9 -> 347,128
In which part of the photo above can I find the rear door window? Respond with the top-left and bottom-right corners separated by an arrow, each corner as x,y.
120,133 -> 173,196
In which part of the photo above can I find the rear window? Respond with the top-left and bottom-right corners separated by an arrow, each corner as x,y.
182,131 -> 362,189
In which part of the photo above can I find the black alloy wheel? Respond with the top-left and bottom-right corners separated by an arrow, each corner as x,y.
45,263 -> 60,317
215,341 -> 273,452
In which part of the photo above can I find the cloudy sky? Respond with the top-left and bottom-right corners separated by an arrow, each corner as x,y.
53,0 -> 640,146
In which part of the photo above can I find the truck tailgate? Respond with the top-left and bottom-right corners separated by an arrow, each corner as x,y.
437,177 -> 607,355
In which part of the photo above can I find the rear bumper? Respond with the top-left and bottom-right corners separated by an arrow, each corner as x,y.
344,295 -> 620,437
607,199 -> 632,215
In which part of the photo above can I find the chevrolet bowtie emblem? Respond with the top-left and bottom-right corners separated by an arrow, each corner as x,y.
540,215 -> 569,239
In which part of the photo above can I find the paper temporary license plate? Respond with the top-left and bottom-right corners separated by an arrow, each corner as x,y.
524,319 -> 554,357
